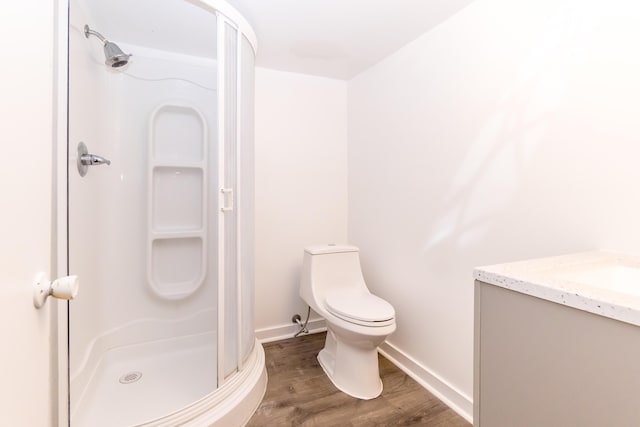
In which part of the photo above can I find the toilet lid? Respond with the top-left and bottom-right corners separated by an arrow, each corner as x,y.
325,290 -> 395,325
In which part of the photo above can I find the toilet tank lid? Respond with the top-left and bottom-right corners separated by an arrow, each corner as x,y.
304,244 -> 359,255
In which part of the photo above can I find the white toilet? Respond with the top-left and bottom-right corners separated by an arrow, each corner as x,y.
300,244 -> 396,399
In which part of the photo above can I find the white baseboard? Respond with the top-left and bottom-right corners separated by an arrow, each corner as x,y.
378,341 -> 473,423
255,318 -> 327,343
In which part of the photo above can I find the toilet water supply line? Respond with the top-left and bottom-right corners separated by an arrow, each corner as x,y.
292,306 -> 311,337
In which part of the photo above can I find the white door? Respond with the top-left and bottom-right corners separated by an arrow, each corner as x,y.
0,2 -> 58,426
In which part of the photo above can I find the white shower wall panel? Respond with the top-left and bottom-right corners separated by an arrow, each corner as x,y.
68,6 -> 119,377
69,46 -> 219,407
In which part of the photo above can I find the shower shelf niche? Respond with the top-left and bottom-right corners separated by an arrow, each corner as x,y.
147,102 -> 208,299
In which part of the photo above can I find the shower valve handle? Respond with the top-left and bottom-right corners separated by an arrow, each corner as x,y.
80,153 -> 111,166
77,141 -> 111,177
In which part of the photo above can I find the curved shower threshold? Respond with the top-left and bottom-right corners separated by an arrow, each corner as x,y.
72,335 -> 266,426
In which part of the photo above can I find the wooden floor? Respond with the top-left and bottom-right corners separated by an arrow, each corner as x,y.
247,332 -> 470,427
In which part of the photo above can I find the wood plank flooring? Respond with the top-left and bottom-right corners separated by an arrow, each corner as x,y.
247,332 -> 470,427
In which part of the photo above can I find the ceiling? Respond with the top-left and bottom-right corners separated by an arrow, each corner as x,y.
82,0 -> 473,80
225,0 -> 474,80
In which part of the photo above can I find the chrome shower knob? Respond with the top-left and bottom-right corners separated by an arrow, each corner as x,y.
77,141 -> 111,177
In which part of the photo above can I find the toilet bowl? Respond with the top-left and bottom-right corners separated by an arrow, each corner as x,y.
300,244 -> 396,399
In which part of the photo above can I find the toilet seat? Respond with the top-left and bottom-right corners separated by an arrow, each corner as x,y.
325,290 -> 395,327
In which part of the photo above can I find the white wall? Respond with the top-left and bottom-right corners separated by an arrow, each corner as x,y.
254,68 -> 348,338
0,1 -> 58,425
348,0 -> 640,418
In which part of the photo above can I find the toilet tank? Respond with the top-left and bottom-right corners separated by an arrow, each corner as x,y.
300,245 -> 368,313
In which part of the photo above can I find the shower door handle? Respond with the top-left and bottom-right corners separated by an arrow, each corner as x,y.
221,188 -> 234,212
77,141 -> 111,177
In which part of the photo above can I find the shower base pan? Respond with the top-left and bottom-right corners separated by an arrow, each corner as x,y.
72,333 -> 266,426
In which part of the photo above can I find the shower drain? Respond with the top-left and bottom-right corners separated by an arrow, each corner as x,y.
119,371 -> 143,384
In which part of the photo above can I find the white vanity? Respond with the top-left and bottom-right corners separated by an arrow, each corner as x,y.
474,252 -> 640,427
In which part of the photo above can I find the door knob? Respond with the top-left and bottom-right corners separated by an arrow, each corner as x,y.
33,273 -> 79,308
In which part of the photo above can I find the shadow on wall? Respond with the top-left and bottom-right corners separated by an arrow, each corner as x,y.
420,1 -> 640,275
351,0 -> 640,397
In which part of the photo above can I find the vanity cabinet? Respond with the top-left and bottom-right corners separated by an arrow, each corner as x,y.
474,279 -> 640,427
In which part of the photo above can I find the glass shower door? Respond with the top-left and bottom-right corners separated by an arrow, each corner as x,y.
218,17 -> 257,382
218,19 -> 256,381
221,20 -> 239,381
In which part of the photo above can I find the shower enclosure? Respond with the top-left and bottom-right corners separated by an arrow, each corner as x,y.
65,1 -> 265,425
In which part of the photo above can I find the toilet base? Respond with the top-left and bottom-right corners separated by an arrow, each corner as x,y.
317,329 -> 383,400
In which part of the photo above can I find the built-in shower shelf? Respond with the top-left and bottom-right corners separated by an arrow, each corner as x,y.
152,162 -> 204,169
150,230 -> 204,239
147,102 -> 208,299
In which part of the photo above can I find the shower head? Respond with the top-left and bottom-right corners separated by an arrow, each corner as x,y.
102,41 -> 131,68
84,24 -> 132,68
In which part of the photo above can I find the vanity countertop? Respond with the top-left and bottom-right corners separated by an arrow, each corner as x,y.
474,251 -> 640,327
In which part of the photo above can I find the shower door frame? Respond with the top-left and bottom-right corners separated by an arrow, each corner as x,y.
217,11 -> 241,386
53,1 -> 70,425
53,1 -> 259,425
